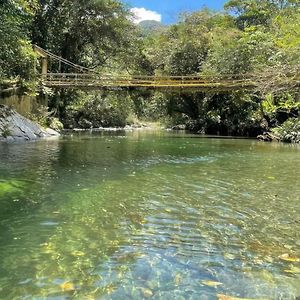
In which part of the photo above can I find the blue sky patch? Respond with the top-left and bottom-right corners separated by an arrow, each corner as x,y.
124,0 -> 227,24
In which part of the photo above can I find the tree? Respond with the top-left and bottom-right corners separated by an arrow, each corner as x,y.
204,26 -> 277,75
0,0 -> 37,79
224,0 -> 299,29
141,10 -> 233,76
31,0 -> 138,72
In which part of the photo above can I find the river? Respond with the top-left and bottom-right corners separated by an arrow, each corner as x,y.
0,130 -> 299,299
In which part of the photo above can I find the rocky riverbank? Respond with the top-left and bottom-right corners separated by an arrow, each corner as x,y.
0,105 -> 59,142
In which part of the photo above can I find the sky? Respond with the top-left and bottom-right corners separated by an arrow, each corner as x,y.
124,0 -> 227,24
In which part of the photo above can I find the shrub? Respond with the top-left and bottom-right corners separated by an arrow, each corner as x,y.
271,118 -> 300,143
1,124 -> 12,138
65,92 -> 132,129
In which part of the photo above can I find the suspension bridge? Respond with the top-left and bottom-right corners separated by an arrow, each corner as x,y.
34,45 -> 298,91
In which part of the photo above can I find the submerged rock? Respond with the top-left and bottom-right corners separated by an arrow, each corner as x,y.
0,105 -> 59,142
141,287 -> 153,298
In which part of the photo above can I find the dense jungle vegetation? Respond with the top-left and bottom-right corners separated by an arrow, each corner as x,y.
0,0 -> 299,142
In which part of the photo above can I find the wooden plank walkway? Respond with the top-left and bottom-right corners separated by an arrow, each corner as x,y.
42,73 -> 257,91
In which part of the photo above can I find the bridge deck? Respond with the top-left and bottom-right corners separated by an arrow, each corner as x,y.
43,73 -> 257,91
34,45 -> 299,91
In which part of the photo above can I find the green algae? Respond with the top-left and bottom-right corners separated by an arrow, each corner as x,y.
0,180 -> 27,197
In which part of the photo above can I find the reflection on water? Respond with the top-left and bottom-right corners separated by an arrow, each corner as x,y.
0,131 -> 299,299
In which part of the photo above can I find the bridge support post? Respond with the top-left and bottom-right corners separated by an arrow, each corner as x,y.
41,57 -> 48,76
33,45 -> 48,77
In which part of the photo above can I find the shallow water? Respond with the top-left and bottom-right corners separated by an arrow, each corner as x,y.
0,130 -> 299,299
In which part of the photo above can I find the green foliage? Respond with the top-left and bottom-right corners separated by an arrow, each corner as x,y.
1,124 -> 12,138
131,91 -> 168,121
31,0 -> 137,72
145,10 -> 229,75
64,92 -> 132,129
48,118 -> 64,132
0,1 -> 37,79
262,94 -> 277,114
27,105 -> 53,128
203,26 -> 277,75
27,0 -> 144,120
164,92 -> 263,135
27,105 -> 64,131
272,8 -> 300,66
271,118 -> 300,143
224,0 -> 299,29
262,93 -> 300,116
0,0 -> 299,141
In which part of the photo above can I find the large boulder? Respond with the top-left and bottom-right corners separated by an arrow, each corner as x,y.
0,105 -> 59,142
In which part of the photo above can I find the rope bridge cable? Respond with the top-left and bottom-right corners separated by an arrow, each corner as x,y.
33,44 -> 259,79
33,45 -> 99,74
33,45 -> 300,90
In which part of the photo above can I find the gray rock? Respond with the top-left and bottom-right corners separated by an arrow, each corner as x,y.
172,124 -> 186,130
0,105 -> 59,142
44,128 -> 60,136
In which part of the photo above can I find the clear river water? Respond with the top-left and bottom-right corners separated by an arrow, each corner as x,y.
0,130 -> 299,300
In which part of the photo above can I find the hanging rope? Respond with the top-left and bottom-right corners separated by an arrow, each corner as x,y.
33,45 -> 98,74
33,44 -> 299,83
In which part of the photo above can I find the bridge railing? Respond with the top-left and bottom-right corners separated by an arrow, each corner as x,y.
34,44 -> 299,90
42,72 -> 256,89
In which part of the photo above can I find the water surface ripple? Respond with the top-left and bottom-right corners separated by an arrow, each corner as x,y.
0,131 -> 299,299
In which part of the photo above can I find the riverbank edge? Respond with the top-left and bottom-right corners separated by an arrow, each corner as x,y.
62,126 -> 300,144
1,105 -> 298,144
